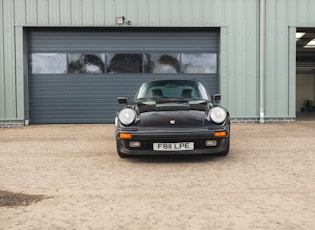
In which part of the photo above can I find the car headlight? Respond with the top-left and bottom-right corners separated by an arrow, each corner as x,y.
118,108 -> 136,125
209,107 -> 227,124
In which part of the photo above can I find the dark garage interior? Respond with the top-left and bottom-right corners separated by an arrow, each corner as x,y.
296,28 -> 315,122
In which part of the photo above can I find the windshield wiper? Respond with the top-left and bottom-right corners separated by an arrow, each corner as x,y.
135,98 -> 147,101
134,98 -> 152,103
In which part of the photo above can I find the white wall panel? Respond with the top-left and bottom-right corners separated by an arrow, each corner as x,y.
225,0 -> 237,115
104,0 -> 115,25
48,0 -> 60,25
126,0 -> 138,26
244,0 -> 257,117
15,27 -> 25,119
148,0 -> 160,25
14,0 -> 26,25
297,0 -> 309,25
181,0 -> 192,25
82,0 -> 94,25
212,0 -> 225,25
275,0 -> 288,116
37,0 -> 49,25
191,0 -> 203,25
288,27 -> 296,116
170,0 -> 181,25
265,0 -> 277,117
25,0 -> 37,25
0,0 -> 4,118
137,0 -> 149,25
115,0 -> 127,23
60,0 -> 71,25
160,0 -> 171,26
71,0 -> 83,25
93,0 -> 105,25
2,0 -> 16,118
234,0 -> 246,116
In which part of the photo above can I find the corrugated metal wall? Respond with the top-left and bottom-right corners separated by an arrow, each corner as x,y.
2,0 -> 315,122
265,0 -> 315,118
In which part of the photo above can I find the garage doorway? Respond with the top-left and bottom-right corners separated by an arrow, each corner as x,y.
296,28 -> 315,122
27,27 -> 220,124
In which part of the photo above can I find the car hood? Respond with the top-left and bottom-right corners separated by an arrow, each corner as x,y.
140,110 -> 206,127
135,100 -> 208,127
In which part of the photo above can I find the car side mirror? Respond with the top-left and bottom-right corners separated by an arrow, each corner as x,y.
211,94 -> 221,104
118,97 -> 128,104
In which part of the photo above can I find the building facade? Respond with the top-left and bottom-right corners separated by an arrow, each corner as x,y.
1,0 -> 315,127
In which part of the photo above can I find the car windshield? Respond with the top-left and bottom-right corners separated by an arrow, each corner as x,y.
135,80 -> 209,100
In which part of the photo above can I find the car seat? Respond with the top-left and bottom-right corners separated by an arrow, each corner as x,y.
181,89 -> 193,98
151,89 -> 163,97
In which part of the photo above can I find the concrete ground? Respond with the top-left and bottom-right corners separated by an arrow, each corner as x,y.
0,122 -> 314,229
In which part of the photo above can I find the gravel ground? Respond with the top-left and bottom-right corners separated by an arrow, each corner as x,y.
0,122 -> 314,229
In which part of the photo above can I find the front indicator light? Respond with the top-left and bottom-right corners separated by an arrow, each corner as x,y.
214,131 -> 227,137
130,141 -> 141,148
119,132 -> 132,139
206,140 -> 217,147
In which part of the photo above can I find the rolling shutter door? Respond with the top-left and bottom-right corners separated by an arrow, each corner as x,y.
28,28 -> 219,124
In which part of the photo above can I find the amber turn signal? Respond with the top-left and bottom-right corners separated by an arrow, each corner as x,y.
119,132 -> 132,139
214,131 -> 227,137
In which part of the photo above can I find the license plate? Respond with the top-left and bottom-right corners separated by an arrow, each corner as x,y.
153,142 -> 194,151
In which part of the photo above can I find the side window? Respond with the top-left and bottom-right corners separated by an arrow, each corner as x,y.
144,53 -> 180,73
181,53 -> 217,74
31,53 -> 67,74
107,53 -> 142,73
68,53 -> 105,74
30,52 -> 218,75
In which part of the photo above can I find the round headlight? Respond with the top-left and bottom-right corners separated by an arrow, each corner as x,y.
209,107 -> 227,124
118,108 -> 136,125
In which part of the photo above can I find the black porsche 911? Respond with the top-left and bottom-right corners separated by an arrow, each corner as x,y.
115,79 -> 230,157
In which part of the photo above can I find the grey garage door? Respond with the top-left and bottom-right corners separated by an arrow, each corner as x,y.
28,28 -> 219,124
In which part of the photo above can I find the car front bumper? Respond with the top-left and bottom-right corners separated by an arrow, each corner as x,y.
116,127 -> 230,156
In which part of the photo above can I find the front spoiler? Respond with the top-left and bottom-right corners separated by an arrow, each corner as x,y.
116,127 -> 230,156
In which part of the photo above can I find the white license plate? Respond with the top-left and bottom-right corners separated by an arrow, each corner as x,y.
153,142 -> 194,151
